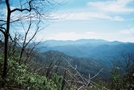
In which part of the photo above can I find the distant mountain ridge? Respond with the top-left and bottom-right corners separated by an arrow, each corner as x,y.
42,39 -> 124,47
40,39 -> 134,64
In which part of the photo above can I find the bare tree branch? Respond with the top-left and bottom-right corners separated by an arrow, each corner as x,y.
11,0 -> 33,13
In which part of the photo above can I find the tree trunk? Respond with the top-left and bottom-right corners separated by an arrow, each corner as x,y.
2,0 -> 11,87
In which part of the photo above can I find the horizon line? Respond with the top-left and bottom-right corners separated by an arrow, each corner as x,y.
43,38 -> 134,43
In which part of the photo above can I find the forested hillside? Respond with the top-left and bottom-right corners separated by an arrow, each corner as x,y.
41,50 -> 110,80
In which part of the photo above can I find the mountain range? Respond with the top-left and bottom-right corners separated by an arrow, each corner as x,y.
40,39 -> 134,65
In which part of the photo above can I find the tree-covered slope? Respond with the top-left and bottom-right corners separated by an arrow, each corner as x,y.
41,50 -> 110,80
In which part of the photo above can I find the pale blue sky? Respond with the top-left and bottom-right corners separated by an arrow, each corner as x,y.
36,0 -> 134,42
8,0 -> 134,42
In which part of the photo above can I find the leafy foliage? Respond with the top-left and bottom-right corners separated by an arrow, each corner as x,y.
0,54 -> 65,90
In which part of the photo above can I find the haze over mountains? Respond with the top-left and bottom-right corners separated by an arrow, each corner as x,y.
43,39 -> 123,47
40,39 -> 134,64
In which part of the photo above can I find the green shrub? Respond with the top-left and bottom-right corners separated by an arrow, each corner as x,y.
0,55 -> 64,90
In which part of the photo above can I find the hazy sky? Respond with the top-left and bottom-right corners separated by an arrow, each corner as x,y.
36,0 -> 134,42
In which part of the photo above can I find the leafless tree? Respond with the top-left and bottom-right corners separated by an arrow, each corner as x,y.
0,0 -> 61,87
62,57 -> 106,90
51,57 -> 109,90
